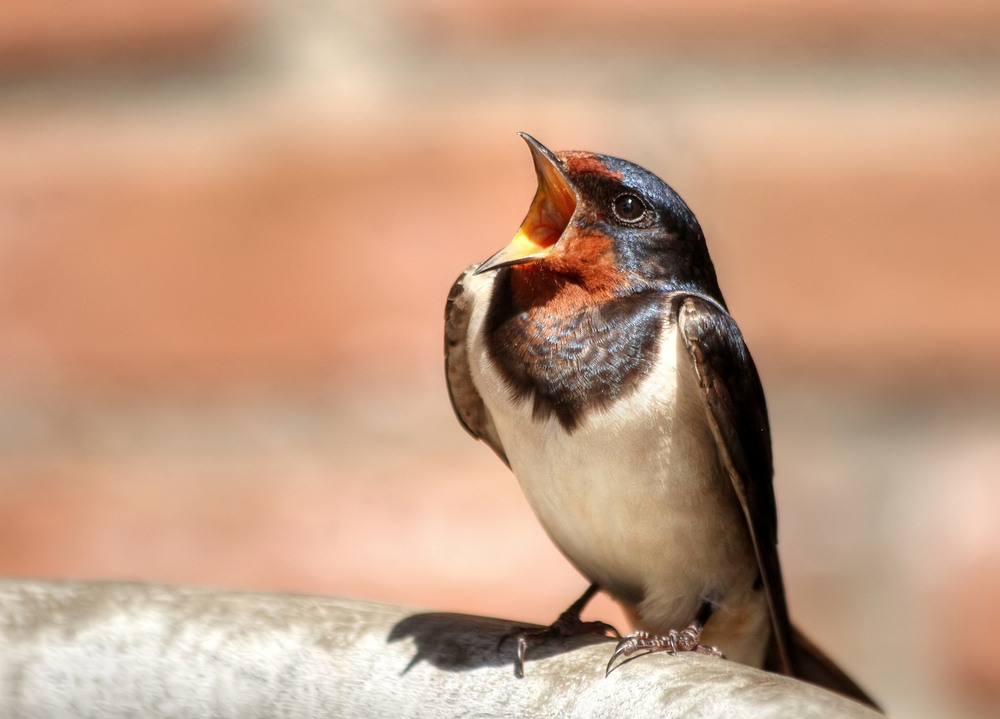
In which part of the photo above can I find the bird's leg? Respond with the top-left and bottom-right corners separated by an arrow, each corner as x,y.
606,600 -> 724,676
500,583 -> 620,678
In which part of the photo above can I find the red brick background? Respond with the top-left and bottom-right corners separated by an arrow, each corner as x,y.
1,3 -> 999,717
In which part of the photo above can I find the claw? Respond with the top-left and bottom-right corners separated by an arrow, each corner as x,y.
498,584 -> 618,677
501,617 -> 619,677
606,624 -> 724,676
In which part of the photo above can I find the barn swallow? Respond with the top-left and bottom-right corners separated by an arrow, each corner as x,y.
445,133 -> 878,709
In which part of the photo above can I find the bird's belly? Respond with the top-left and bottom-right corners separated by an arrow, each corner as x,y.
475,321 -> 759,635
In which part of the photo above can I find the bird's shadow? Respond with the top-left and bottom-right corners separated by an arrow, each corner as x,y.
387,612 -> 615,676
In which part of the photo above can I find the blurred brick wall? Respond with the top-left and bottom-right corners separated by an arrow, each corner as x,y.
1,1 -> 998,393
408,0 -> 1000,51
1,3 -> 999,718
0,1 -> 249,69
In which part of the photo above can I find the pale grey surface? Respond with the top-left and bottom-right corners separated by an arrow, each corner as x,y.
0,579 -> 884,718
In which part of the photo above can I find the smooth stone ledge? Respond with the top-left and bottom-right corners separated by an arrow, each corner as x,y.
0,579 -> 884,718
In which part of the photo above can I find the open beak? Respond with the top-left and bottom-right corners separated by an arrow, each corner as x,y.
475,133 -> 578,274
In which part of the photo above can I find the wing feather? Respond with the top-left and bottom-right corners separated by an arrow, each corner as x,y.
675,293 -> 791,672
676,294 -> 879,709
445,264 -> 509,467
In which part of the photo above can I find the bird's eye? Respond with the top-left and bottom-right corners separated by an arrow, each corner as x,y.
612,193 -> 646,223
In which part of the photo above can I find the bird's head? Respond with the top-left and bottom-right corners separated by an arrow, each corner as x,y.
476,133 -> 724,305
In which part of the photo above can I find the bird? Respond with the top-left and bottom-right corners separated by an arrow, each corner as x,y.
444,132 -> 879,709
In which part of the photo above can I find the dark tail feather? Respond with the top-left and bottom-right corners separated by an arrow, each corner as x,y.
781,624 -> 881,711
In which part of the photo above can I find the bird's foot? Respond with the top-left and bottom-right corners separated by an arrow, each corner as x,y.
500,586 -> 619,678
606,623 -> 724,676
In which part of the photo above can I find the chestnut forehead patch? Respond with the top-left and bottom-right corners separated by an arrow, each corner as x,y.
560,151 -> 623,180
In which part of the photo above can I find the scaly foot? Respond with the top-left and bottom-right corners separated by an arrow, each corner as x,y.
606,622 -> 724,676
500,584 -> 619,677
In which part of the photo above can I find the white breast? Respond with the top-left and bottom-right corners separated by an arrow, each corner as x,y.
466,287 -> 761,646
